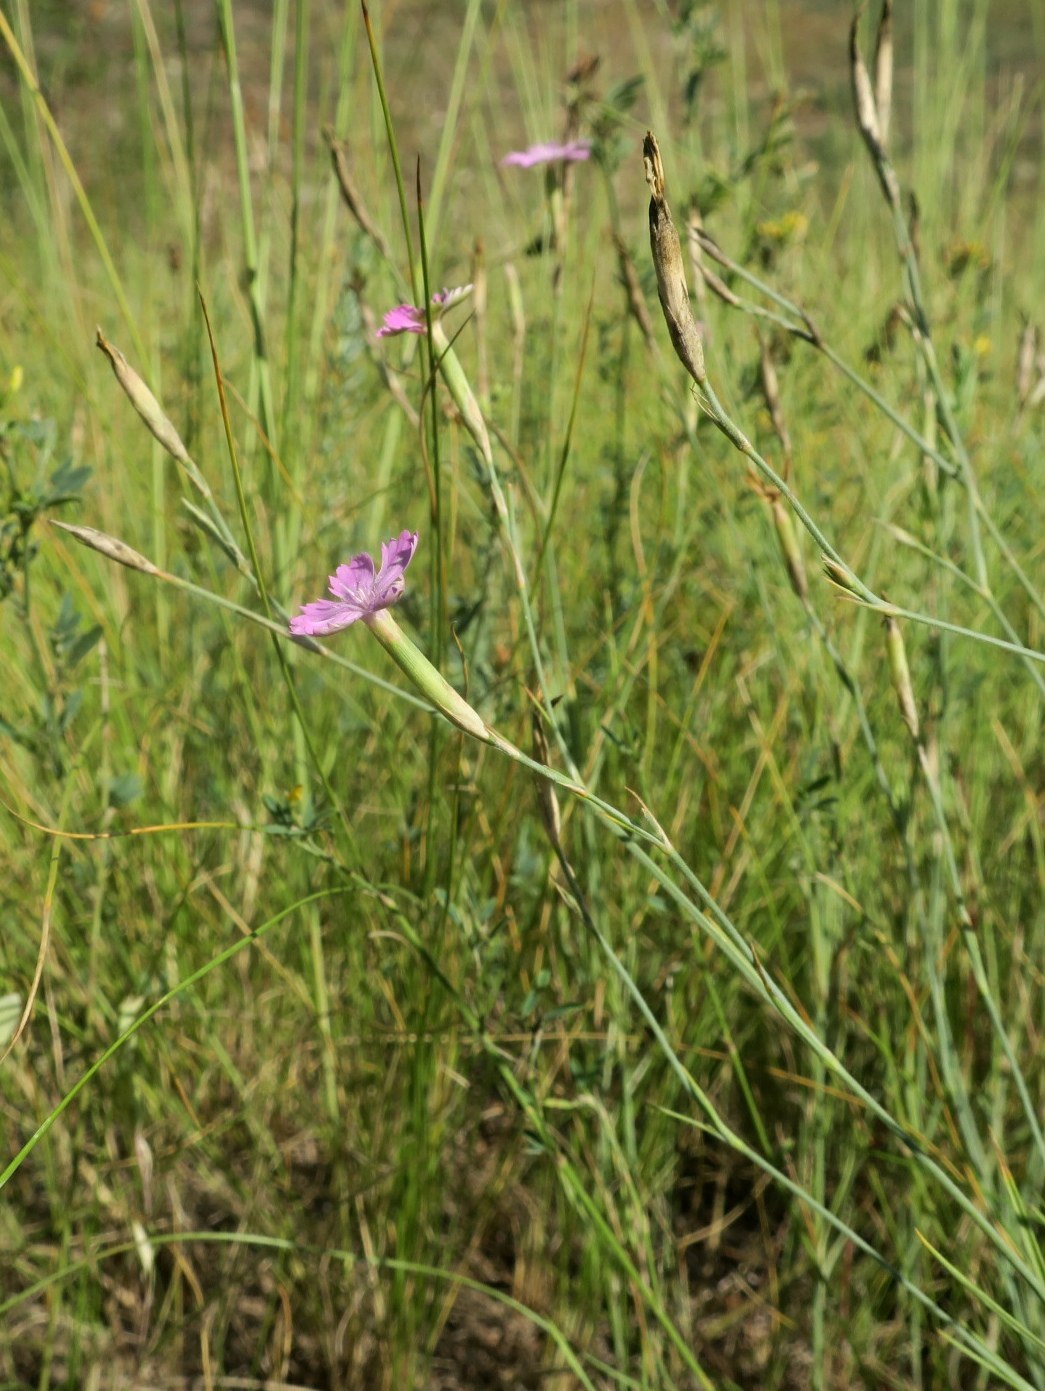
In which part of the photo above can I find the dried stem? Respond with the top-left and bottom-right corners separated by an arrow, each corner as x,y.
327,129 -> 397,268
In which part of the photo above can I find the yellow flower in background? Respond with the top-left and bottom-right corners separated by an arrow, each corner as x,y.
756,211 -> 808,244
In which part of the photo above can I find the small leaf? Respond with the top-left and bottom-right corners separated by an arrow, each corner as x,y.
45,460 -> 92,504
109,772 -> 143,808
59,689 -> 84,733
263,793 -> 297,828
543,1003 -> 583,1022
0,715 -> 38,754
604,74 -> 644,113
62,624 -> 102,670
0,992 -> 23,1048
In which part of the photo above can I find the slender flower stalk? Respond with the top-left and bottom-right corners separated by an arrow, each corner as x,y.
378,261 -> 570,780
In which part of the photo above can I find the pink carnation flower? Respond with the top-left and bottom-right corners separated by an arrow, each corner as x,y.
500,139 -> 592,168
290,530 -> 418,635
376,285 -> 472,338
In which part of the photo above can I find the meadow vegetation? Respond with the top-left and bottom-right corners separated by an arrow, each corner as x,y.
4,1 -> 1045,1387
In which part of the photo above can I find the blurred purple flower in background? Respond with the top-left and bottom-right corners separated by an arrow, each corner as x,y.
377,303 -> 427,336
376,285 -> 473,338
290,530 -> 418,636
500,139 -> 592,168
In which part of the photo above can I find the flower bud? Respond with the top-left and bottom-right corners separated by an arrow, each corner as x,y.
96,328 -> 192,469
822,556 -> 860,595
52,521 -> 160,576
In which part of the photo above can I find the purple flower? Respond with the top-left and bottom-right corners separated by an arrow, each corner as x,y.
377,303 -> 427,336
290,530 -> 418,636
376,285 -> 472,338
500,139 -> 592,169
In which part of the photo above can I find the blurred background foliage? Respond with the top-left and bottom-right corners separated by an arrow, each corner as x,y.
4,1 -> 1045,1388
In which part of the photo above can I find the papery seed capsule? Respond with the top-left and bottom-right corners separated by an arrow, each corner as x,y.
874,0 -> 893,148
850,18 -> 881,146
849,15 -> 901,209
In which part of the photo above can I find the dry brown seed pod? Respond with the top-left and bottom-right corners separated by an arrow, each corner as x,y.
642,131 -> 706,385
326,130 -> 394,263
